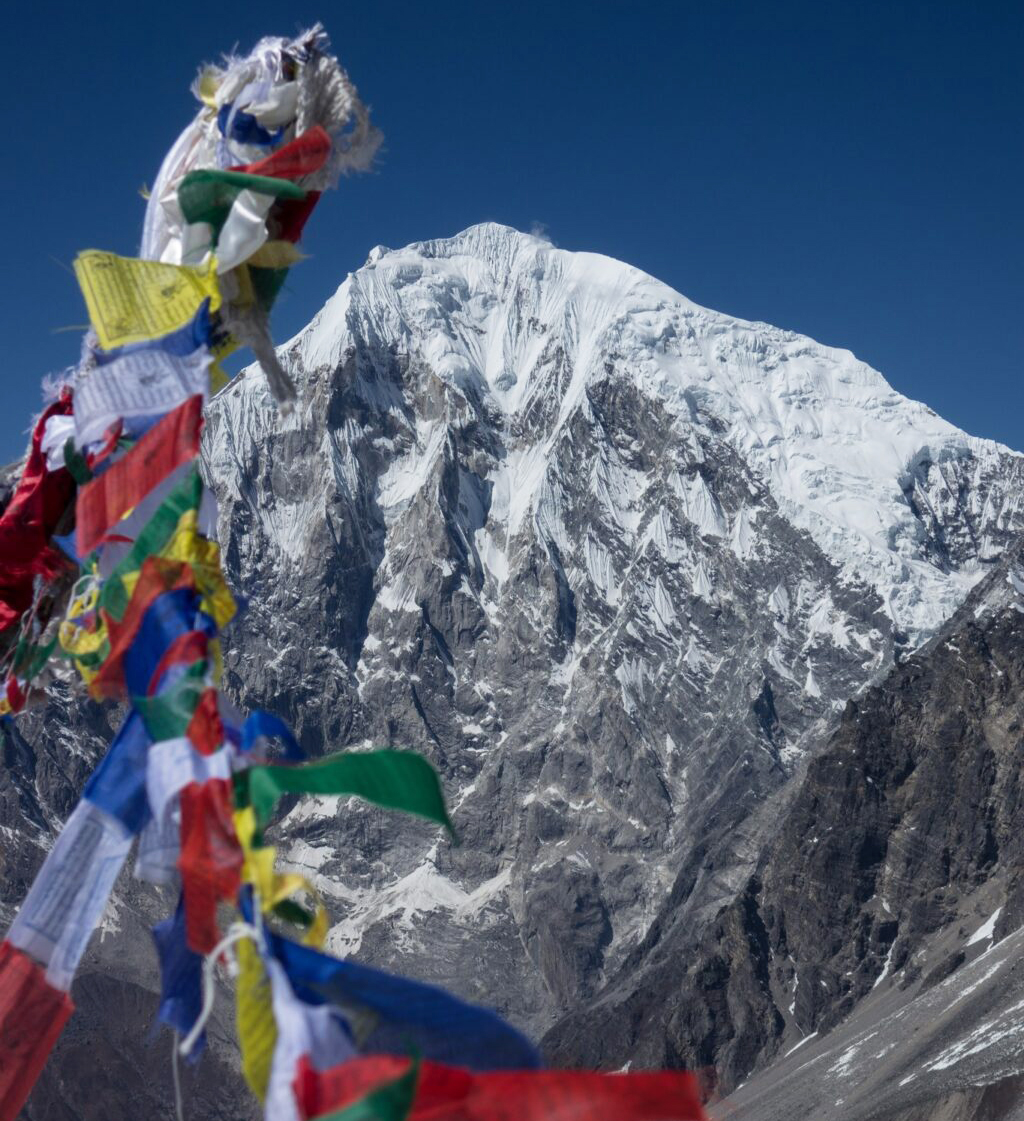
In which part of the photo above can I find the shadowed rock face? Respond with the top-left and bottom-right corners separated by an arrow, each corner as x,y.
3,224 -> 1024,1117
545,544 -> 1024,1119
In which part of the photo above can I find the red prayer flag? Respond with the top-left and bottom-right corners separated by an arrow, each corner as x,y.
75,394 -> 204,557
0,393 -> 75,632
178,779 -> 243,954
186,687 -> 225,755
0,940 -> 75,1121
232,126 -> 332,181
271,192 -> 322,244
148,629 -> 211,695
294,1055 -> 706,1121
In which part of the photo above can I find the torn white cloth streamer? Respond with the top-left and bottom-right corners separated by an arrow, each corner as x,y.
214,189 -> 275,274
41,413 -> 76,470
73,347 -> 212,448
264,956 -> 356,1121
6,800 -> 132,991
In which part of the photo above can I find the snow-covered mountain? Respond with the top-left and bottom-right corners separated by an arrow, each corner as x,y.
5,222 -> 1024,1116
202,223 -> 1024,1035
290,222 -> 1021,644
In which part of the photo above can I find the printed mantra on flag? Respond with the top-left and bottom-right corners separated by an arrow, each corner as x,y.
0,23 -> 705,1121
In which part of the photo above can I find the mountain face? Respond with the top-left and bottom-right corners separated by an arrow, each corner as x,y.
202,224 -> 1024,1034
2,222 -> 1023,1115
547,542 -> 1024,1121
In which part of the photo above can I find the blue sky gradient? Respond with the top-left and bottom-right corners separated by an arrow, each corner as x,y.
4,0 -> 1021,461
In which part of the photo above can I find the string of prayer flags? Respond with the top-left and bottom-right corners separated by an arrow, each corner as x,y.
0,25 -> 710,1121
294,1057 -> 707,1121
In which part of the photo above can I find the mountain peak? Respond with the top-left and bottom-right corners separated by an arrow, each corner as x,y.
284,225 -> 1022,643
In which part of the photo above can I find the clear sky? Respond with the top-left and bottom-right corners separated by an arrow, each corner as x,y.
4,0 -> 1021,463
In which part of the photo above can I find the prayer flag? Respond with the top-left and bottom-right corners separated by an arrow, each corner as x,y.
295,1057 -> 706,1121
262,927 -> 540,1073
0,941 -> 75,1121
242,751 -> 454,835
76,394 -> 204,557
74,251 -> 221,350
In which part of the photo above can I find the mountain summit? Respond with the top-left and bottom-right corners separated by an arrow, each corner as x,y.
288,222 -> 1021,642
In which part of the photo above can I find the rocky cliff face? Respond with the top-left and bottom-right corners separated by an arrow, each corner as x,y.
3,223 -> 1024,1116
546,543 -> 1024,1120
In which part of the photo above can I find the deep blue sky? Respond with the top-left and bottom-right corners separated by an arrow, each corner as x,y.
4,1 -> 1021,462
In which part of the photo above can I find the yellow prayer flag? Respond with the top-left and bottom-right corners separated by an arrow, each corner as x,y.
235,938 -> 277,1102
209,358 -> 232,394
247,240 -> 306,269
73,251 -> 221,350
117,510 -> 236,630
234,807 -> 330,948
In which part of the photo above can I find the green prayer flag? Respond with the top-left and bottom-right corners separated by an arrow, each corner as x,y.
131,660 -> 208,741
178,169 -> 305,235
249,265 -> 290,313
316,1058 -> 419,1121
245,751 -> 454,837
99,467 -> 204,621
